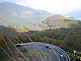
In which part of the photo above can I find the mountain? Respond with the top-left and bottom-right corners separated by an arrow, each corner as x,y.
0,2 -> 51,26
42,15 -> 68,29
28,21 -> 49,31
65,10 -> 81,21
69,17 -> 81,21
29,14 -> 81,31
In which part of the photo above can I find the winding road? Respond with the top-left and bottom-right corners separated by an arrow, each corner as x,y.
16,42 -> 70,61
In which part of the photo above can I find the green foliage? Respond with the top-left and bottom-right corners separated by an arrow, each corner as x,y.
29,35 -> 42,42
18,36 -> 30,43
0,55 -> 10,61
0,36 -> 15,61
67,50 -> 81,61
0,26 -> 81,61
21,49 -> 49,61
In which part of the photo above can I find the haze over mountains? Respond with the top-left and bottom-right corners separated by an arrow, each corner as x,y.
0,2 -> 81,26
28,15 -> 81,31
0,2 -> 51,26
0,2 -> 81,61
65,10 -> 81,21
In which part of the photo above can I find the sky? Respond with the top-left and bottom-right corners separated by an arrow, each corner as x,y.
0,0 -> 81,14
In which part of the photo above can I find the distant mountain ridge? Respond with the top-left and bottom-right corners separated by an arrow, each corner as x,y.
0,2 -> 51,26
29,14 -> 81,31
69,17 -> 81,21
65,10 -> 81,21
42,15 -> 68,29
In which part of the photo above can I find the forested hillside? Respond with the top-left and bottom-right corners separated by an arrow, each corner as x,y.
0,2 -> 51,26
28,15 -> 81,31
0,15 -> 81,61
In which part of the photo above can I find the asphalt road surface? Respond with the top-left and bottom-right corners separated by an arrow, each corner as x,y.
16,42 -> 70,61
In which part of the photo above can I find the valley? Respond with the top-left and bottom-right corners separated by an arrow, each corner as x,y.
0,2 -> 81,61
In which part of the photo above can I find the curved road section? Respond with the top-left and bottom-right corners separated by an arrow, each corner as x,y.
16,42 -> 70,61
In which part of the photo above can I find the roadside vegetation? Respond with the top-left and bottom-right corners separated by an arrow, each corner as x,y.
0,26 -> 81,61
21,49 -> 49,61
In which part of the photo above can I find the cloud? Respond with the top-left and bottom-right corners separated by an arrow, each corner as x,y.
0,0 -> 81,14
18,0 -> 81,14
0,0 -> 31,3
